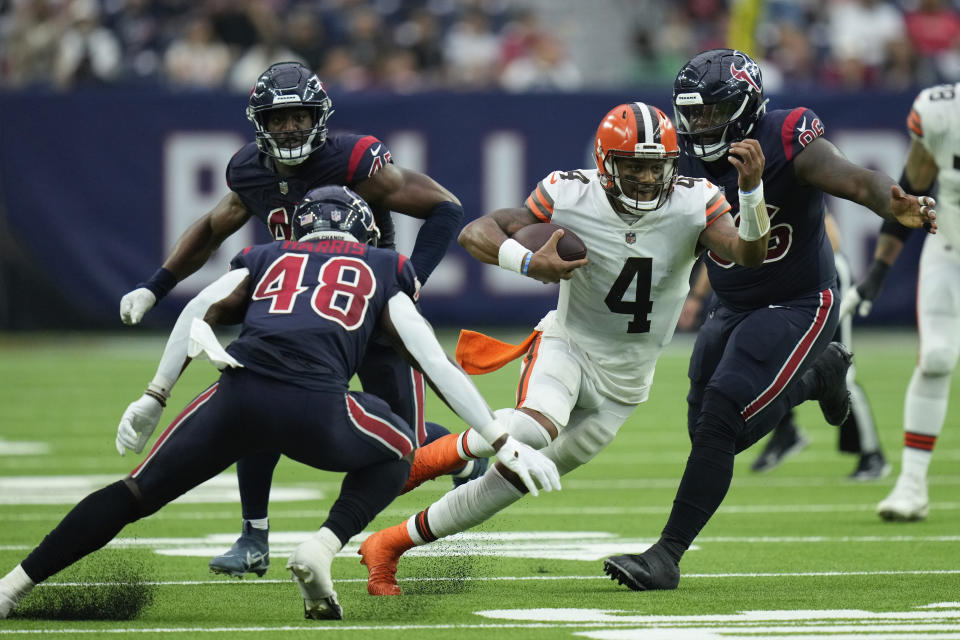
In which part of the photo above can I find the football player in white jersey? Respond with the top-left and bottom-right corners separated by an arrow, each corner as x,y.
356,102 -> 771,595
841,84 -> 948,521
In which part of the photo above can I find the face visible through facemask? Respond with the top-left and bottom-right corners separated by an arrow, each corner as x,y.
264,107 -> 314,149
615,157 -> 667,204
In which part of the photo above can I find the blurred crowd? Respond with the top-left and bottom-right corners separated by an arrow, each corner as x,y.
1,0 -> 959,94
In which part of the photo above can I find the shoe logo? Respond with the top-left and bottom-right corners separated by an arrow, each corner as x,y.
245,551 -> 267,567
370,145 -> 382,156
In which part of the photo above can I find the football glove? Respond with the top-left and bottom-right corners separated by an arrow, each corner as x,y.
115,393 -> 164,456
839,260 -> 890,319
120,287 -> 157,325
493,435 -> 561,497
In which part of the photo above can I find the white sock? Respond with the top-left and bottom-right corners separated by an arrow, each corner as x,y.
314,527 -> 343,553
405,466 -> 523,545
1,564 -> 35,598
246,518 -> 269,531
904,369 -> 951,439
901,447 -> 933,481
462,429 -> 494,458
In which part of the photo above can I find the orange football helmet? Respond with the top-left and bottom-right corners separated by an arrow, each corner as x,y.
594,102 -> 680,213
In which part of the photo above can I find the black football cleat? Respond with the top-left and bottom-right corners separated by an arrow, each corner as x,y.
604,543 -> 679,591
808,342 -> 853,426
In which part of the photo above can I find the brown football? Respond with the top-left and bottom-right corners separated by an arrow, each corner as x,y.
511,223 -> 587,261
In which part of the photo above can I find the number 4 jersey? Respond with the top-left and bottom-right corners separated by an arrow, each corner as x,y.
524,169 -> 729,404
224,239 -> 420,393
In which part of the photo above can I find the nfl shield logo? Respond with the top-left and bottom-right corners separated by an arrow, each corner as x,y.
625,232 -> 636,244
331,210 -> 342,222
279,180 -> 289,195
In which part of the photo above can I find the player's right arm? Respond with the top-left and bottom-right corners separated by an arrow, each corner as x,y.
458,205 -> 586,284
120,191 -> 252,325
381,290 -> 561,496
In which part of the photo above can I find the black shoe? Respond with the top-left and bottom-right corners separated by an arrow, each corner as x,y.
751,425 -> 810,473
452,456 -> 489,488
604,543 -> 680,591
848,451 -> 891,481
808,342 -> 853,426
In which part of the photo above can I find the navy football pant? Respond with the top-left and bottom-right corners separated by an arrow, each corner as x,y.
234,338 -> 452,520
662,288 -> 839,557
21,368 -> 412,583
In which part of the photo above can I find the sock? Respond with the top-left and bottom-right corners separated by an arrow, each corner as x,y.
1,564 -> 35,600
409,465 -> 523,543
901,368 -> 950,478
403,433 -> 472,494
237,451 -> 280,521
246,518 -> 269,531
901,446 -> 933,480
463,428 -> 495,458
315,526 -> 343,553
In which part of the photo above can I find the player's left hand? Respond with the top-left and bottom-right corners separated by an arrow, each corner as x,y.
120,287 -> 157,325
728,139 -> 765,192
116,394 -> 164,456
890,186 -> 937,234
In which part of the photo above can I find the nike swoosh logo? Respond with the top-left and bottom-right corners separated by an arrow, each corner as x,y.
549,173 -> 558,184
370,145 -> 382,156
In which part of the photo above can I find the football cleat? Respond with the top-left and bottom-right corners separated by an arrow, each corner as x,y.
209,521 -> 270,578
0,587 -> 19,619
287,537 -> 342,620
358,525 -> 414,596
848,451 -> 891,481
452,456 -> 489,488
877,473 -> 929,521
751,423 -> 810,473
604,543 -> 680,591
809,342 -> 853,426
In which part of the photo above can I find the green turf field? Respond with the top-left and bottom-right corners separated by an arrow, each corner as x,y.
1,329 -> 958,639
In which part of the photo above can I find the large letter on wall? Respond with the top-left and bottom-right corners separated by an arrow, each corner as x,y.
164,132 -> 248,295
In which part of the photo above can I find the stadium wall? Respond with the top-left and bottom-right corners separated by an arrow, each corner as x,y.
0,88 -> 925,330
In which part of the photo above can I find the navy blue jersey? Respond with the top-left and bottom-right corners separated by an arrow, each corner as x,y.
225,239 -> 419,392
226,133 -> 398,248
678,107 -> 836,310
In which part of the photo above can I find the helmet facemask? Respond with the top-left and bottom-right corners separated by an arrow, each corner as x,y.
251,103 -> 333,166
604,151 -> 678,213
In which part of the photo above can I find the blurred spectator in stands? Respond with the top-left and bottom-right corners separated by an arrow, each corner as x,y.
227,5 -> 305,93
499,8 -> 540,69
320,45 -> 370,92
443,8 -> 501,88
342,6 -> 391,71
626,7 -> 695,87
500,32 -> 582,92
108,0 -> 166,83
904,0 -> 960,82
394,8 -> 445,86
208,0 -> 259,57
376,47 -> 424,93
0,0 -> 62,87
163,14 -> 231,89
826,0 -> 907,88
53,0 -> 122,88
285,6 -> 327,72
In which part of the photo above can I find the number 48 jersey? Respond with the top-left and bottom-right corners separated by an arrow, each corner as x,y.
525,169 -> 729,404
224,238 -> 419,393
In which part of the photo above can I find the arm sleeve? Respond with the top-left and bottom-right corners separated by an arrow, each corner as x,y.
149,268 -> 249,395
409,201 -> 463,282
386,292 -> 504,444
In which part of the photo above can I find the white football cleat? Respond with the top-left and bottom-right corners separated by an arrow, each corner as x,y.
287,536 -> 342,620
0,565 -> 35,619
877,473 -> 929,522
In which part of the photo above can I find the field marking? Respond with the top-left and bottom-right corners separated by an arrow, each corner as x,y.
22,568 -> 960,589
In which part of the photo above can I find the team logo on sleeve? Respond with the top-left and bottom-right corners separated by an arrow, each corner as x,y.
368,148 -> 392,177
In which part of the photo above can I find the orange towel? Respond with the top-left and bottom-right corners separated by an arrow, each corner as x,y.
455,329 -> 539,374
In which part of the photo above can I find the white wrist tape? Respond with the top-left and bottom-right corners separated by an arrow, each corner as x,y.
737,183 -> 770,241
498,238 -> 532,274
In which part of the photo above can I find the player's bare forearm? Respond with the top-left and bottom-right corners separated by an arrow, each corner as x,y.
356,165 -> 460,216
162,193 -> 250,281
458,207 -> 537,265
700,214 -> 768,268
874,232 -> 905,266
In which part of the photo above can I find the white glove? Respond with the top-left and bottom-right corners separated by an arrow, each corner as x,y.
116,394 -> 164,456
493,435 -> 561,497
120,288 -> 157,325
838,287 -> 871,320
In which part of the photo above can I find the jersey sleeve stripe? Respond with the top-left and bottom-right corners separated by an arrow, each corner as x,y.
346,135 -> 379,183
780,107 -> 806,162
535,183 -> 555,210
704,194 -> 731,225
525,186 -> 554,222
907,108 -> 923,137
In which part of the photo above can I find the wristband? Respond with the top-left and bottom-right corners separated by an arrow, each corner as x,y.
521,251 -> 534,275
858,260 -> 891,299
898,168 -> 935,199
498,238 -> 530,273
147,378 -> 173,401
737,183 -> 770,241
137,267 -> 178,301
